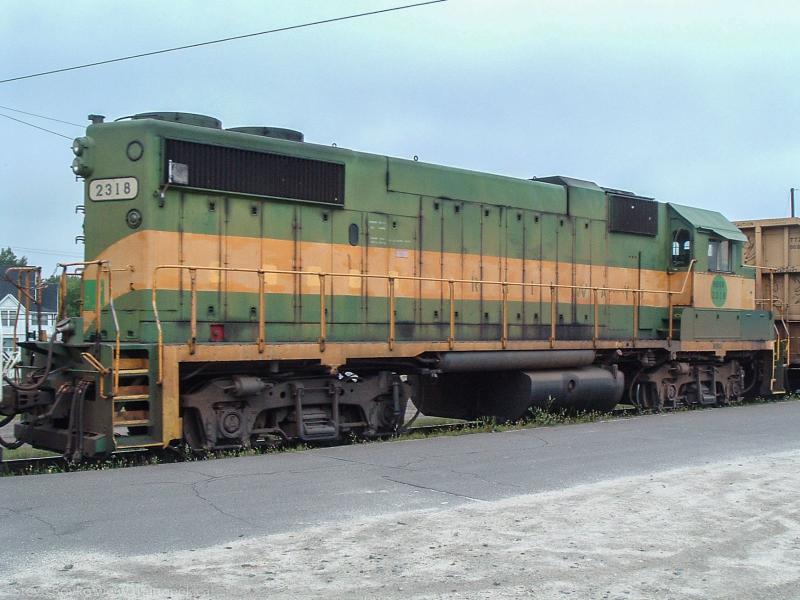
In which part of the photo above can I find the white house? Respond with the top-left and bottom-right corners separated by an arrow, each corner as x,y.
0,267 -> 59,376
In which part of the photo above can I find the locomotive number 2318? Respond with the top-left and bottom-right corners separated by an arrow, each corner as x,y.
89,177 -> 138,201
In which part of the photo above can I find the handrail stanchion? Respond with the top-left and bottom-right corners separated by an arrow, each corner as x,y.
318,273 -> 326,351
104,265 -> 121,396
257,271 -> 266,354
448,280 -> 455,349
549,284 -> 557,347
501,283 -> 508,348
388,277 -> 396,350
94,263 -> 102,342
593,288 -> 599,346
58,267 -> 69,322
668,289 -> 674,342
188,268 -> 197,355
151,278 -> 165,385
633,290 -> 639,342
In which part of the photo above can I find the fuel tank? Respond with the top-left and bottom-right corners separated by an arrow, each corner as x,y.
414,366 -> 624,421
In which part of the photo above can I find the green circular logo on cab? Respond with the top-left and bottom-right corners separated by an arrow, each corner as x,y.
711,275 -> 727,307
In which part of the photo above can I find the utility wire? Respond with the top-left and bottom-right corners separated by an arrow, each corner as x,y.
0,105 -> 82,127
0,0 -> 447,85
0,112 -> 71,139
10,247 -> 83,258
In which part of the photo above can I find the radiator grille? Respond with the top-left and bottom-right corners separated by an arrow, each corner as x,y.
608,194 -> 658,236
164,139 -> 345,205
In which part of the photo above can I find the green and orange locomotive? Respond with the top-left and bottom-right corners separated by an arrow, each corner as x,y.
0,112 -> 779,458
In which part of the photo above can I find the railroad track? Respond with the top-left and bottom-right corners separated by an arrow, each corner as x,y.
0,421 -> 477,475
0,449 -> 154,476
0,455 -> 68,476
0,406 -> 641,476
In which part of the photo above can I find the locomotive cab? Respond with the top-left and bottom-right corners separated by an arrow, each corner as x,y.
667,203 -> 755,314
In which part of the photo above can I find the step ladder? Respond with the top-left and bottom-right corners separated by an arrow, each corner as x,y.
112,352 -> 162,449
289,382 -> 340,441
770,322 -> 788,395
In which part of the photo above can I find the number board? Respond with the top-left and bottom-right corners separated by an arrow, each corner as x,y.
89,177 -> 138,201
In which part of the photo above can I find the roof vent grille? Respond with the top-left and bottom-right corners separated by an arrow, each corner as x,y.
228,127 -> 304,142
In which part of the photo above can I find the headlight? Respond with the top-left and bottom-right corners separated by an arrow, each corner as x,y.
72,136 -> 92,156
71,157 -> 93,178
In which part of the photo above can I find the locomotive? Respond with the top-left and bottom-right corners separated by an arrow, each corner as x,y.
0,112 -> 779,459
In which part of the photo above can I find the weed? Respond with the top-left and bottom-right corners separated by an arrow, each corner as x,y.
3,395 -> 798,477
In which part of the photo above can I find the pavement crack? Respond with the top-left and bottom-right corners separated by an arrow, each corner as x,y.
531,434 -> 551,447
320,453 -> 428,471
381,475 -> 488,503
447,469 -> 523,490
5,506 -> 58,536
503,429 -> 552,447
189,479 -> 260,528
320,454 -> 385,468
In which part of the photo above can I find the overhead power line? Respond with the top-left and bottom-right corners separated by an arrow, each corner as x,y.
0,105 -> 82,127
0,0 -> 447,85
0,112 -> 72,139
10,246 -> 83,259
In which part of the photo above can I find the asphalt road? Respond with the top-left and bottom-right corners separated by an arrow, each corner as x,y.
1,401 -> 799,567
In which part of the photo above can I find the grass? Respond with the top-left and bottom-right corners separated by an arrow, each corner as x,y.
393,406 -> 617,442
1,446 -> 58,460
2,394 -> 797,477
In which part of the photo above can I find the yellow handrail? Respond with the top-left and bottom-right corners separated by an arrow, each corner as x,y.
150,261 -> 698,384
58,260 -> 121,397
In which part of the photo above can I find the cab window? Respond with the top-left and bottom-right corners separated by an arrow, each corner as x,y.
708,239 -> 730,272
671,229 -> 691,267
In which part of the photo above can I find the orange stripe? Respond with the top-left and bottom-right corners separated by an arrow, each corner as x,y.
84,230 -> 749,311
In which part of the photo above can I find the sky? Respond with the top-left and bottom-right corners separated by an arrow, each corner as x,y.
1,0 -> 799,272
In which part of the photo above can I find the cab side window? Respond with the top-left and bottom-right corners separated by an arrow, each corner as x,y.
708,239 -> 730,272
672,229 -> 691,267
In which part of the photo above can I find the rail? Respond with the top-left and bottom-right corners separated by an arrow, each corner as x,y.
151,260 -> 696,384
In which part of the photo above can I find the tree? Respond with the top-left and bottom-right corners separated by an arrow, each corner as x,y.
0,247 -> 27,267
45,274 -> 82,318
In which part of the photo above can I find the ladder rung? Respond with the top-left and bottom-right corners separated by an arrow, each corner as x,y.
114,419 -> 150,426
118,369 -> 149,376
114,394 -> 149,401
117,358 -> 148,370
115,441 -> 163,449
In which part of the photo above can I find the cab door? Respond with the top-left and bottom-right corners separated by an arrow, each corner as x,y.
669,219 -> 694,307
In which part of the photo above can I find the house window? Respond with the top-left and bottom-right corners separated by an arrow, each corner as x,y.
32,314 -> 49,327
708,239 -> 730,272
1,310 -> 17,327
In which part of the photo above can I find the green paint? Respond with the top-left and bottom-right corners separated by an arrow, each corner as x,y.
711,275 -> 728,307
78,115 -> 762,348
